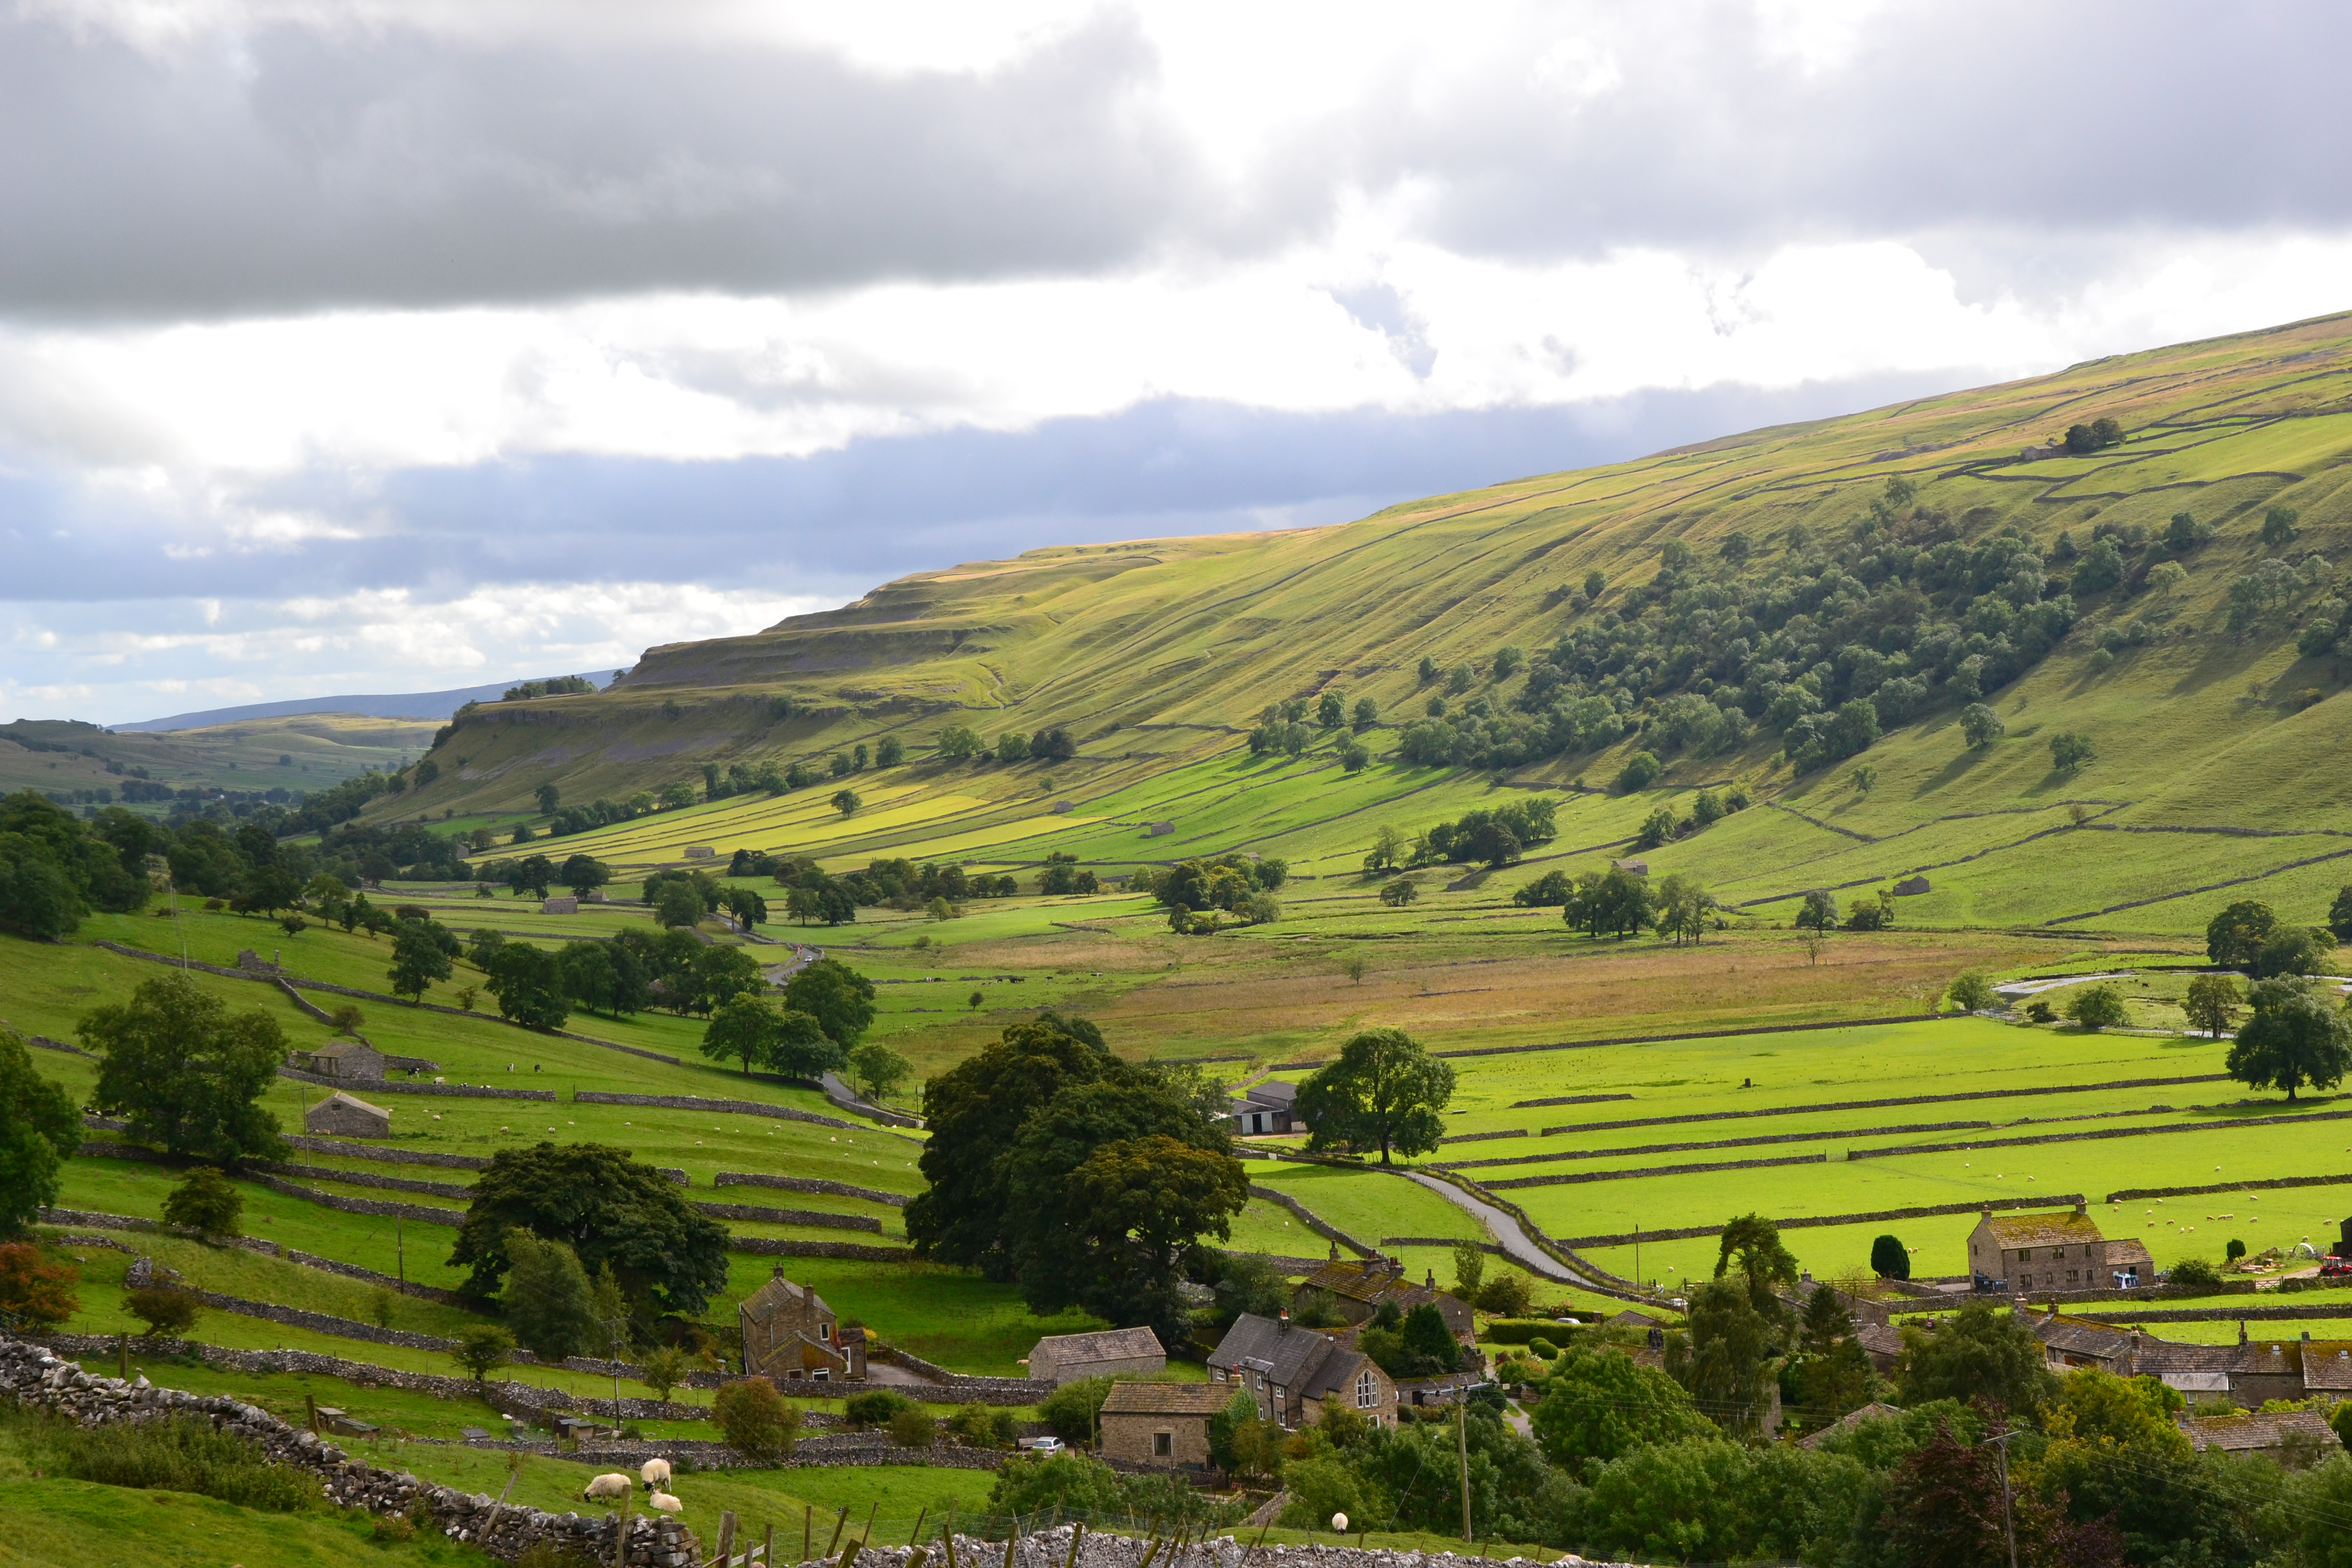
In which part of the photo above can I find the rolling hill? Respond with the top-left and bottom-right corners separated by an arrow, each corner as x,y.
361,310 -> 2351,938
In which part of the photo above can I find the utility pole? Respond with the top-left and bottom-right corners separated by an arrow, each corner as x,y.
396,1218 -> 404,1291
603,1315 -> 632,1419
1987,1427 -> 2019,1568
1456,1396 -> 1471,1544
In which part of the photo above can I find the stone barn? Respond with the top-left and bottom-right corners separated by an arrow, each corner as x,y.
1025,1327 -> 1165,1385
288,1039 -> 386,1085
305,1091 -> 391,1139
1098,1381 -> 1233,1466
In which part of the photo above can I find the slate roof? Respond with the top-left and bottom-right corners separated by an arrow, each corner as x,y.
2304,1343 -> 2352,1391
1853,1323 -> 1906,1363
1209,1314 -> 1342,1388
1032,1328 -> 1164,1365
1101,1382 -> 1235,1417
2032,1316 -> 2137,1363
313,1090 -> 389,1119
306,1041 -> 377,1061
2177,1409 -> 2336,1454
1980,1211 -> 2105,1247
1298,1348 -> 1379,1404
1797,1402 -> 1905,1450
1253,1081 -> 1298,1108
2130,1338 -> 2251,1375
2105,1239 -> 2154,1268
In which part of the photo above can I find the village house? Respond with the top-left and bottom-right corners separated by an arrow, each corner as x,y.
288,1038 -> 386,1085
1097,1381 -> 1233,1467
1208,1312 -> 1397,1429
541,896 -> 578,914
1025,1327 -> 1165,1385
1967,1202 -> 2153,1291
303,1090 -> 391,1139
739,1267 -> 867,1383
2176,1409 -> 2336,1465
1295,1249 -> 1477,1345
1227,1080 -> 1301,1137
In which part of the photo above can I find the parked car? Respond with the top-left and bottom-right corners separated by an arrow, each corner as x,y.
1024,1436 -> 1064,1456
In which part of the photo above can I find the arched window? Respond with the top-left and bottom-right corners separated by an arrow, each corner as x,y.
1356,1369 -> 1378,1409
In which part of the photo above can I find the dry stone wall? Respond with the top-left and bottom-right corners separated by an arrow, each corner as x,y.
280,1066 -> 557,1101
263,1161 -> 474,1199
692,1200 -> 881,1232
1247,1184 -> 1377,1258
728,1236 -> 911,1263
878,1345 -> 1056,1404
715,1171 -> 908,1207
285,1135 -> 492,1169
575,1090 -> 864,1132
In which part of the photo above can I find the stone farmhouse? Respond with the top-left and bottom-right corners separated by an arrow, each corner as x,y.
739,1267 -> 867,1383
1207,1312 -> 1397,1429
1966,1203 -> 2153,1292
1024,1327 -> 1164,1386
1097,1381 -> 1234,1466
1296,1250 -> 1477,1345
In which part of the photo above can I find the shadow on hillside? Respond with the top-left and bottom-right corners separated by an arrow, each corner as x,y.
1913,743 -> 1989,798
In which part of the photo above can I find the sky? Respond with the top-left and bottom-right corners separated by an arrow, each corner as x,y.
8,1 -> 2352,723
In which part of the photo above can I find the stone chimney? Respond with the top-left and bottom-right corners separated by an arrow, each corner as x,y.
1426,1268 -> 1437,1289
2073,1200 -> 2088,1219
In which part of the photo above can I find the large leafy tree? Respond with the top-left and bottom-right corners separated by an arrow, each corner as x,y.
0,1028 -> 81,1234
79,972 -> 285,1164
500,1229 -> 601,1359
1714,1214 -> 1800,1319
904,1014 -> 1113,1276
387,918 -> 455,1002
1003,1077 -> 1244,1350
484,943 -> 570,1030
1678,1277 -> 1776,1436
2206,899 -> 2277,971
1530,1346 -> 1713,1479
682,944 -> 764,1017
449,1142 -> 728,1317
1296,1027 -> 1455,1165
782,958 -> 876,1048
2226,977 -> 2352,1101
701,994 -> 782,1074
1894,1301 -> 2057,1415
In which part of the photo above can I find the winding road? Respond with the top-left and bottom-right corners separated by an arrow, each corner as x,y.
1397,1170 -> 1622,1294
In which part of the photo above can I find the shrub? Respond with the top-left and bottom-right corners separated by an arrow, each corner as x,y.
1380,878 -> 1418,907
2065,985 -> 2129,1032
1475,1272 -> 1533,1317
1037,1376 -> 1115,1446
713,1376 -> 800,1462
888,1406 -> 937,1450
987,1451 -> 1125,1518
1526,1337 -> 1559,1360
0,1243 -> 78,1328
60,1413 -> 310,1511
124,1283 -> 200,1338
843,1388 -> 918,1429
2225,1238 -> 2248,1264
1871,1234 -> 1912,1281
2170,1257 -> 2223,1288
1616,751 -> 1663,792
451,1324 -> 514,1382
947,1402 -> 1017,1449
1946,970 -> 1997,1013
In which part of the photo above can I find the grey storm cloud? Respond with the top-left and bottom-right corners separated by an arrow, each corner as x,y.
0,9 -> 1266,317
4,2 -> 2351,319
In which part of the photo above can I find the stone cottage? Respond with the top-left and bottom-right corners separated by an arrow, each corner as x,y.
1296,1250 -> 1477,1345
1025,1327 -> 1164,1385
1098,1381 -> 1234,1467
288,1038 -> 386,1085
305,1091 -> 392,1139
1967,1202 -> 2153,1291
739,1267 -> 866,1383
1207,1312 -> 1396,1429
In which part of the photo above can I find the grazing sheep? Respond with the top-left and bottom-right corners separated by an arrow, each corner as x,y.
640,1457 -> 672,1491
582,1473 -> 632,1502
649,1491 -> 684,1515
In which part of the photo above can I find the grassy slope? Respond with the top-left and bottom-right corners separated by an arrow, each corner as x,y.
2,713 -> 438,804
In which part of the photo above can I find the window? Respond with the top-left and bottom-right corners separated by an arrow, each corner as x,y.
1356,1369 -> 1378,1409
1213,1368 -> 1227,1382
1154,1431 -> 1173,1458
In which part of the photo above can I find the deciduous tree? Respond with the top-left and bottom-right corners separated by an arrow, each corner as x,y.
2183,973 -> 2242,1038
500,1228 -> 600,1360
0,1028 -> 79,1234
2206,899 -> 2276,971
1295,1028 -> 1455,1166
2226,977 -> 2352,1101
160,1167 -> 243,1237
782,958 -> 876,1050
450,1142 -> 729,1317
80,973 -> 285,1165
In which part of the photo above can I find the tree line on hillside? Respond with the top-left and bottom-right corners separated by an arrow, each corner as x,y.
0,790 -> 464,939
1132,855 -> 1287,933
1378,479 -> 2246,780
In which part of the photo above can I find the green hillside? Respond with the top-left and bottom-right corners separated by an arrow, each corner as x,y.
362,311 -> 2351,938
2,713 -> 435,810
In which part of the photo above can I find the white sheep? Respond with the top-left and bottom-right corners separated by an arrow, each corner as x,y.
582,1473 -> 633,1502
649,1491 -> 685,1515
640,1457 -> 672,1491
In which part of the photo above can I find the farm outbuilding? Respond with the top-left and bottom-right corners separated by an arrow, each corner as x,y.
1097,1381 -> 1231,1466
1026,1326 -> 1165,1385
304,1091 -> 391,1139
289,1039 -> 386,1085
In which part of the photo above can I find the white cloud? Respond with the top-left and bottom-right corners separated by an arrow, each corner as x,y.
0,580 -> 820,723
